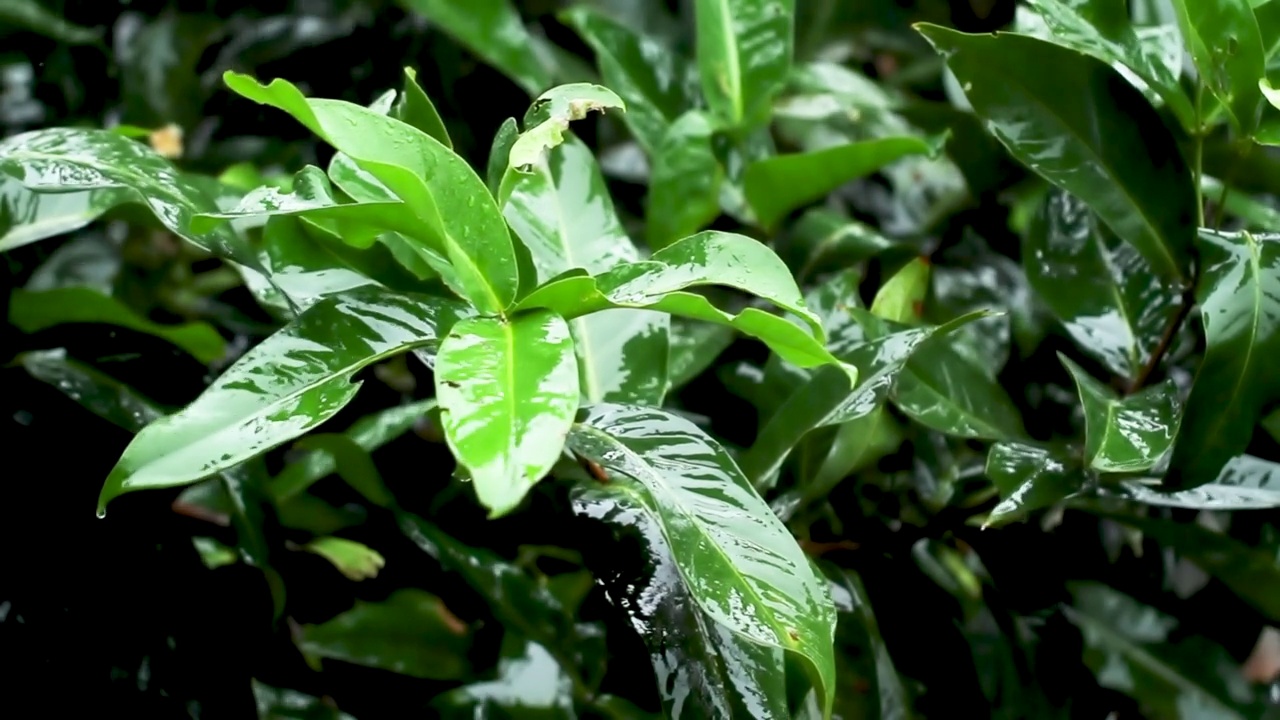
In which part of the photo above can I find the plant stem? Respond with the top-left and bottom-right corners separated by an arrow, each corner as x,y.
1127,283 -> 1196,394
1193,82 -> 1206,228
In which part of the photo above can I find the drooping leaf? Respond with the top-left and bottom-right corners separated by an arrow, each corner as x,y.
1169,0 -> 1266,135
570,482 -> 791,719
435,310 -> 580,517
393,67 -> 451,149
98,288 -> 472,512
1166,231 -> 1280,489
744,134 -> 947,230
1098,455 -> 1280,509
396,0 -> 552,96
645,110 -> 723,250
432,634 -> 577,718
917,26 -> 1196,284
223,72 -> 518,314
0,0 -> 101,44
1025,189 -> 1181,381
297,589 -> 470,679
983,442 -> 1085,528
252,680 -> 356,720
0,179 -> 131,252
694,0 -> 796,127
567,403 -> 838,716
1060,355 -> 1179,473
10,287 -> 227,365
507,84 -> 625,170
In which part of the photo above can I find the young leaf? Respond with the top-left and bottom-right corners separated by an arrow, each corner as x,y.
1169,0 -> 1266,135
393,67 -> 451,149
694,0 -> 796,127
300,536 -> 386,581
744,134 -> 947,230
434,310 -> 580,517
646,110 -> 723,250
567,403 -> 837,717
1061,355 -> 1179,473
1166,231 -> 1280,489
98,288 -> 472,512
396,0 -> 552,96
10,287 -> 227,365
0,179 -> 130,252
916,26 -> 1196,284
223,72 -> 519,315
1025,189 -> 1181,381
984,442 -> 1085,528
508,83 -> 625,170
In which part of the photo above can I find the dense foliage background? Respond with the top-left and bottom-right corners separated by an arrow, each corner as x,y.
9,0 -> 1280,718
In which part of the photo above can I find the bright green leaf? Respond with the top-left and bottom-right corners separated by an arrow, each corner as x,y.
508,83 -> 625,170
0,178 -> 130,252
1170,0 -> 1266,135
870,256 -> 930,324
393,67 -> 451,149
694,0 -> 795,127
301,536 -> 386,581
1061,355 -> 1179,473
645,111 -> 723,250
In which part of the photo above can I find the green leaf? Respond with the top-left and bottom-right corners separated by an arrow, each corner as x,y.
393,67 -> 451,149
1098,455 -> 1280,509
744,134 -> 947,230
1170,0 -> 1266,135
252,680 -> 356,720
560,6 -> 697,154
508,84 -> 625,170
568,403 -> 838,717
297,589 -> 470,679
9,287 -> 227,365
1061,355 -> 1179,473
0,0 -> 101,43
824,567 -> 912,720
0,128 -> 265,273
694,0 -> 795,127
784,209 -> 900,282
0,178 -> 130,252
668,320 -> 736,392
224,72 -> 518,315
983,442 -> 1084,528
1166,230 -> 1280,489
435,310 -> 580,517
300,537 -> 385,581
917,25 -> 1196,284
870,256 -> 930,324
487,118 -> 521,197
569,483 -> 790,719
397,0 -> 552,96
1025,189 -> 1181,381
645,111 -> 723,250
19,349 -> 163,432
1065,583 -> 1263,719
432,634 -> 576,718
516,231 -> 845,371
98,288 -> 472,512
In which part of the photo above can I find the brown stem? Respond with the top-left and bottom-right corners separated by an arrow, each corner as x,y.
1127,283 -> 1197,394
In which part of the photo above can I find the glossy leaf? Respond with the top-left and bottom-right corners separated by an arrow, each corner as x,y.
99,288 -> 472,512
694,0 -> 795,127
567,403 -> 838,716
744,135 -> 946,230
785,209 -> 899,282
984,442 -> 1084,528
1170,0 -> 1265,134
570,483 -> 790,719
224,72 -> 518,314
0,179 -> 130,252
1061,355 -> 1179,473
1099,455 -> 1280,509
0,128 -> 263,272
19,349 -> 163,432
252,680 -> 356,720
297,589 -> 470,679
561,6 -> 696,153
397,0 -> 552,96
435,310 -> 580,517
667,320 -> 736,391
393,67 -> 451,149
1025,189 -> 1181,381
917,25 -> 1196,284
1,0 -> 100,43
1166,231 -> 1280,489
645,111 -> 723,250
508,84 -> 625,170
10,287 -> 227,365
433,637 -> 576,719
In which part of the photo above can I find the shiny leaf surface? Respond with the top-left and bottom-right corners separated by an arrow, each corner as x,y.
435,310 -> 580,517
10,286 -> 227,365
297,589 -> 470,679
744,134 -> 946,230
397,0 -> 552,96
99,288 -> 472,511
432,634 -> 576,718
1170,0 -> 1266,134
918,25 -> 1196,284
0,179 -> 130,252
645,111 -> 723,250
694,0 -> 795,127
1099,455 -> 1280,509
1061,355 -> 1179,473
667,320 -> 736,392
252,680 -> 356,720
984,442 -> 1084,528
1167,231 -> 1280,489
567,403 -> 838,715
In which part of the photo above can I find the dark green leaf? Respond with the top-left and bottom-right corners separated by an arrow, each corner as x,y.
645,111 -> 723,250
983,442 -> 1084,528
1098,455 -> 1280,509
1170,0 -> 1266,134
917,26 -> 1196,284
0,0 -> 101,43
0,178 -> 130,252
567,403 -> 838,715
393,67 -> 451,149
397,0 -> 553,96
694,0 -> 795,127
252,680 -> 356,720
824,567 -> 912,720
785,209 -> 899,283
1061,355 -> 1179,473
667,320 -> 736,392
20,348 -> 163,432
432,634 -> 576,719
1167,230 -> 1280,489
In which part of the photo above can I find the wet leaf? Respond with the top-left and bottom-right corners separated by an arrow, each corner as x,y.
1170,0 -> 1266,135
1061,355 -> 1179,473
645,111 -> 723,250
0,178 -> 130,252
824,567 -> 912,720
1098,455 -> 1280,509
393,67 -> 451,149
435,310 -> 580,517
224,72 -> 518,314
744,134 -> 947,230
785,209 -> 899,282
252,680 -> 356,720
667,320 -> 736,392
20,348 -> 163,432
1167,231 -> 1280,489
917,26 -> 1196,284
694,0 -> 795,127
0,0 -> 101,44
487,118 -> 521,197
300,537 -> 386,582
397,0 -> 553,96
10,286 -> 227,365
1025,189 -> 1180,381
508,84 -> 625,170
297,589 -> 470,679
984,442 -> 1084,528
98,288 -> 472,512
432,634 -> 576,719
567,403 -> 838,715
570,483 -> 790,719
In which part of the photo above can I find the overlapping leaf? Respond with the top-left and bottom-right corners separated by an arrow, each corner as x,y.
0,178 -> 130,252
646,111 -> 723,250
984,442 -> 1085,528
1061,355 -> 1179,473
1169,0 -> 1265,135
694,0 -> 795,127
